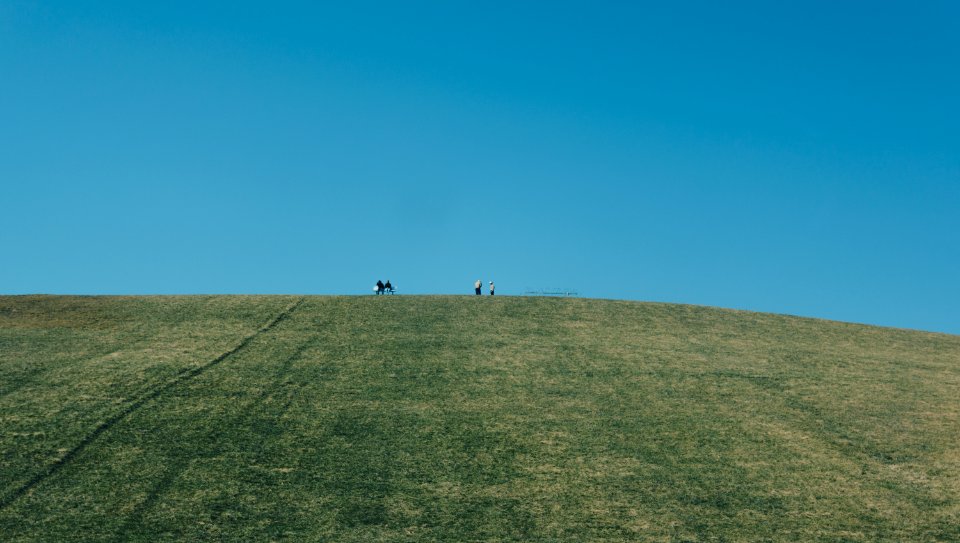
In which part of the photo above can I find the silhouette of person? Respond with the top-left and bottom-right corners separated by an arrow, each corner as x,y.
376,280 -> 385,295
385,280 -> 393,293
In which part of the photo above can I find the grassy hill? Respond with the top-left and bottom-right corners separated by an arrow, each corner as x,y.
1,295 -> 958,542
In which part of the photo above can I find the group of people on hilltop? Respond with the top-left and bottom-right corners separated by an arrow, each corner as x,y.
372,279 -> 495,295
475,279 -> 494,296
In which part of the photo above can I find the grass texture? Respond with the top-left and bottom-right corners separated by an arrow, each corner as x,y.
1,295 -> 958,542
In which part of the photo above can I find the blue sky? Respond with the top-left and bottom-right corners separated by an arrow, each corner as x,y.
2,2 -> 958,334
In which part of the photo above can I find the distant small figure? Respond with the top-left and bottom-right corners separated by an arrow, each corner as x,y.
385,280 -> 393,294
376,280 -> 385,295
489,281 -> 495,296
475,279 -> 482,296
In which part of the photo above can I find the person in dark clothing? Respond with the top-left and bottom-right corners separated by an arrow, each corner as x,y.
385,280 -> 393,293
376,280 -> 385,295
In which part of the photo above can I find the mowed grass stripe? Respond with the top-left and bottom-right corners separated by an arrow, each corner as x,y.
0,297 -> 304,510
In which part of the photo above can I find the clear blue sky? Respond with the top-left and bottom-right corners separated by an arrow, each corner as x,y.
2,2 -> 958,334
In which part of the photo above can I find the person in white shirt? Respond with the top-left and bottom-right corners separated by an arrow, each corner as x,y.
474,279 -> 482,295
489,281 -> 495,296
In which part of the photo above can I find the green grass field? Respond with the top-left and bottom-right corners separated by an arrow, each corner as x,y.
1,295 -> 958,542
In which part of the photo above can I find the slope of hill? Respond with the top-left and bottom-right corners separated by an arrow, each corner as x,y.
1,295 -> 958,542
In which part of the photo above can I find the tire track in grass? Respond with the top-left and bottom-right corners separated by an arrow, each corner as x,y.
111,331 -> 323,540
0,297 -> 306,510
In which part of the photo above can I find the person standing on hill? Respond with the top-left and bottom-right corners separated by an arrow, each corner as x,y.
376,280 -> 385,295
489,281 -> 495,296
475,279 -> 482,295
